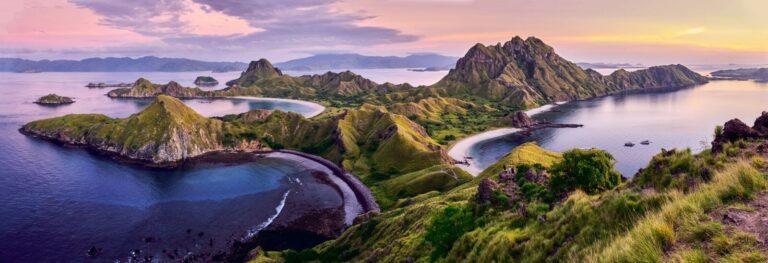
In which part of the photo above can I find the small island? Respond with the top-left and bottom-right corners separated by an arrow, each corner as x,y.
34,94 -> 74,105
194,76 -> 219,86
85,82 -> 132,88
711,68 -> 768,82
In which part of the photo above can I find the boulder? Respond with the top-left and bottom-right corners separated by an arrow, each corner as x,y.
722,119 -> 758,140
477,178 -> 500,204
753,111 -> 768,134
713,118 -> 761,152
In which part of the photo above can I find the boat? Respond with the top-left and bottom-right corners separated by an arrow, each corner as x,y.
624,142 -> 635,147
640,140 -> 651,145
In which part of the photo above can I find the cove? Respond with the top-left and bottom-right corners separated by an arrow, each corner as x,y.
0,72 -> 350,262
462,79 -> 768,176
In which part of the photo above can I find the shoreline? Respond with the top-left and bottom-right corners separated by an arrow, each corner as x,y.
229,96 -> 326,118
447,101 -> 565,176
447,83 -> 708,176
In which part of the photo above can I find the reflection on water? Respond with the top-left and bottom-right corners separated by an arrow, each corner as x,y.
470,80 -> 768,176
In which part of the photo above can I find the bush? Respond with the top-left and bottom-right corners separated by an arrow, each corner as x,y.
549,148 -> 622,195
425,204 -> 477,259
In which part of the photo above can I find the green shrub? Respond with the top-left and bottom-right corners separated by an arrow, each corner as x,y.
425,204 -> 477,260
549,148 -> 622,195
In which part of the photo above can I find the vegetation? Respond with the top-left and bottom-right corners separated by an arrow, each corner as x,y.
22,36 -> 726,263
23,95 -> 223,163
549,148 -> 623,195
287,138 -> 767,262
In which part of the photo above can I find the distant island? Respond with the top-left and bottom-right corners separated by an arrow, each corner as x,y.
0,56 -> 247,72
576,62 -> 645,69
711,68 -> 768,82
194,76 -> 219,86
274,53 -> 457,71
407,66 -> 453,72
34,94 -> 74,105
85,82 -> 132,88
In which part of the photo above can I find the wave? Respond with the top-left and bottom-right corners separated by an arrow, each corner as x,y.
245,190 -> 291,239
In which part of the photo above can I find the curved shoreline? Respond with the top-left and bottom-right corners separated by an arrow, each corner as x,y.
447,102 -> 565,176
229,96 -> 326,118
278,150 -> 380,213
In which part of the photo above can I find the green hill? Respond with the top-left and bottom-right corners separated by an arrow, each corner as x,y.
22,95 -> 224,164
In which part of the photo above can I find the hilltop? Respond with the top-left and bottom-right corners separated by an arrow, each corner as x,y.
421,36 -> 708,107
21,95 -> 225,165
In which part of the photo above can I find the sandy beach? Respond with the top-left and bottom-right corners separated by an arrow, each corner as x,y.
231,96 -> 326,118
448,102 -> 566,176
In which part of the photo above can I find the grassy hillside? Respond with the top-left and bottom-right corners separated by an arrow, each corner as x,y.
22,95 -> 224,163
259,137 -> 767,263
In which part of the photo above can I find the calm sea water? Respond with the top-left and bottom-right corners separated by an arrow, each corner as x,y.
0,71 -> 351,262
469,78 -> 768,176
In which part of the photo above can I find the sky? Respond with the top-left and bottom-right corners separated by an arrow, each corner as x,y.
0,0 -> 766,65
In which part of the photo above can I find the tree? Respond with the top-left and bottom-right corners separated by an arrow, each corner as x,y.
549,148 -> 622,195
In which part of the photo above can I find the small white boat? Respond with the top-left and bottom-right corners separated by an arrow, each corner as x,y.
640,140 -> 651,145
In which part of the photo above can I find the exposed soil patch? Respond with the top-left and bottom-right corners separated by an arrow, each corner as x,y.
719,192 -> 768,251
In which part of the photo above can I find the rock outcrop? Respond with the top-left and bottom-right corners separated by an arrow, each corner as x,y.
34,94 -> 74,105
504,111 -> 537,128
712,111 -> 768,152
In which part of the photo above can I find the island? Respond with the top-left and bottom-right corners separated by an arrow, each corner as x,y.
23,36 -> 733,263
711,68 -> 768,82
85,82 -> 132,88
34,94 -> 74,105
193,76 -> 219,86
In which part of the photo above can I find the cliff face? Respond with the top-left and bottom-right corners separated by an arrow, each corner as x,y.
107,78 -> 209,98
427,36 -> 708,108
22,95 -> 224,165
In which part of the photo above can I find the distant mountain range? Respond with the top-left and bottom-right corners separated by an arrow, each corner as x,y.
576,62 -> 644,69
0,56 -> 248,72
274,53 -> 458,71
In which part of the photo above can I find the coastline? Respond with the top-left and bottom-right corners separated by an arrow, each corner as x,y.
229,96 -> 326,118
447,102 -> 564,176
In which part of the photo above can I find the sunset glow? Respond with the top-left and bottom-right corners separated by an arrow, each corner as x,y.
1,0 -> 766,64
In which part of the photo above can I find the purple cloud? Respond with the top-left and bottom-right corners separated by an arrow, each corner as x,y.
68,0 -> 418,55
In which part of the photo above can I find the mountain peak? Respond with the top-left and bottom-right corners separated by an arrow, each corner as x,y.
437,36 -> 707,107
228,59 -> 284,87
246,59 -> 283,77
